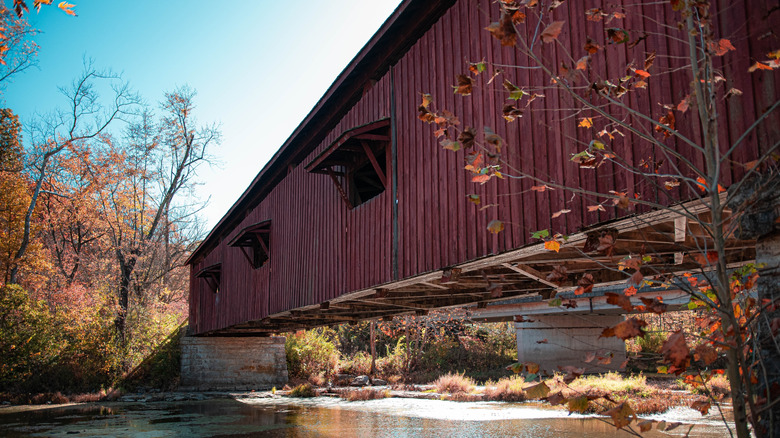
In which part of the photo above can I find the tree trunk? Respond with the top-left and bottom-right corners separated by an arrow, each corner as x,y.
754,232 -> 780,437
370,321 -> 376,376
729,172 -> 780,436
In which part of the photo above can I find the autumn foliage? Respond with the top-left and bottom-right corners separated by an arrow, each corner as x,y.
419,0 -> 777,435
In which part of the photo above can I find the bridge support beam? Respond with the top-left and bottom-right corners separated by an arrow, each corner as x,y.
180,336 -> 288,391
515,314 -> 626,374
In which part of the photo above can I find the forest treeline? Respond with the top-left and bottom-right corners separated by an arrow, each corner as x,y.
0,66 -> 219,392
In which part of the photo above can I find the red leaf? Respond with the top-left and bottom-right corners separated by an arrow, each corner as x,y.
606,292 -> 634,312
661,330 -> 690,372
639,297 -> 667,314
601,318 -> 648,340
454,74 -> 473,95
541,21 -> 565,43
691,399 -> 711,415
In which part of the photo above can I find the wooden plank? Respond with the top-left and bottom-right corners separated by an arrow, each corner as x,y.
502,263 -> 558,289
360,140 -> 387,188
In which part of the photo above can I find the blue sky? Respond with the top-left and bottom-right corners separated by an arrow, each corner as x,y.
4,1 -> 402,228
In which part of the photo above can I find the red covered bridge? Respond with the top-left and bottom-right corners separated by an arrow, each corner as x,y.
181,0 -> 775,387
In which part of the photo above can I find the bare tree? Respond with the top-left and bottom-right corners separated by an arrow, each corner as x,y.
8,61 -> 139,285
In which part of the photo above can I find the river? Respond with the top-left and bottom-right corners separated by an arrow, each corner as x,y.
0,396 -> 735,437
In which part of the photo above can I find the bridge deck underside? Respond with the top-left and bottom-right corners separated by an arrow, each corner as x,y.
210,198 -> 754,335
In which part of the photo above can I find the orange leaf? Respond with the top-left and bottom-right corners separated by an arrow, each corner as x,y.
634,69 -> 651,78
487,219 -> 505,234
749,61 -> 773,72
551,209 -> 571,219
541,21 -> 565,43
472,174 -> 491,184
58,1 -> 76,16
690,400 -> 711,415
587,204 -> 606,212
575,56 -> 589,70
531,185 -> 553,192
710,39 -> 736,56
578,117 -> 593,128
696,176 -> 708,192
544,240 -> 561,252
601,318 -> 647,340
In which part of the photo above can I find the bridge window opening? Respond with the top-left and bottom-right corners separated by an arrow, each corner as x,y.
305,118 -> 390,209
228,221 -> 271,269
196,263 -> 221,293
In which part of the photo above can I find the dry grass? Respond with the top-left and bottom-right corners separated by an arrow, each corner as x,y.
289,383 -> 317,398
432,372 -> 475,394
678,373 -> 731,397
341,388 -> 390,401
0,389 -> 122,405
567,373 -> 651,396
484,376 -> 526,402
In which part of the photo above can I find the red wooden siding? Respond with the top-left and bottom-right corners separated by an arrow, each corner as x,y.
190,77 -> 392,334
189,0 -> 774,335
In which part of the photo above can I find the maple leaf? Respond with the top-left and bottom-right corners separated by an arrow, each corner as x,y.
601,317 -> 648,340
525,362 -> 540,374
541,21 -> 565,43
629,270 -> 644,287
58,1 -> 76,16
454,74 -> 473,95
604,402 -> 636,429
487,219 -> 505,234
661,330 -> 690,371
606,292 -> 634,312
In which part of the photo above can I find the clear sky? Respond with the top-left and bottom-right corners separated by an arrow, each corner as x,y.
3,1 -> 402,229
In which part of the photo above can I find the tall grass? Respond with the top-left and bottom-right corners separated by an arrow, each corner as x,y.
432,372 -> 475,394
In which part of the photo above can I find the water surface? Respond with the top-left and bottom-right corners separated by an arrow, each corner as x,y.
0,396 -> 734,437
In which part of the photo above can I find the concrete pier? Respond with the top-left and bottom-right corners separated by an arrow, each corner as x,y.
515,314 -> 626,374
180,336 -> 288,391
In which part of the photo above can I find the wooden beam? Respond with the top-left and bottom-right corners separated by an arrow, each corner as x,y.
675,217 -> 687,242
421,281 -> 449,290
326,166 -> 354,209
361,140 -> 387,188
501,263 -> 558,288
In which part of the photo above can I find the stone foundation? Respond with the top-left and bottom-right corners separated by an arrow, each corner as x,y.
180,336 -> 288,391
515,314 -> 626,374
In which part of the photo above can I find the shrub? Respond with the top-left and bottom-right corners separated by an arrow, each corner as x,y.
285,328 -> 339,381
342,388 -> 389,401
339,351 -> 372,376
0,285 -> 65,391
432,372 -> 475,394
289,383 -> 316,397
484,376 -> 526,402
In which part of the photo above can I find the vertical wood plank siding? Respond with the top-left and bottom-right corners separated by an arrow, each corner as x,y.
189,0 -> 774,335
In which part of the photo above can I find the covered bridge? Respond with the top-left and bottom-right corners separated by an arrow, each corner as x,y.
181,0 -> 775,389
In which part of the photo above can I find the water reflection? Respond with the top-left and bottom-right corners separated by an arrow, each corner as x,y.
0,397 -> 733,437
